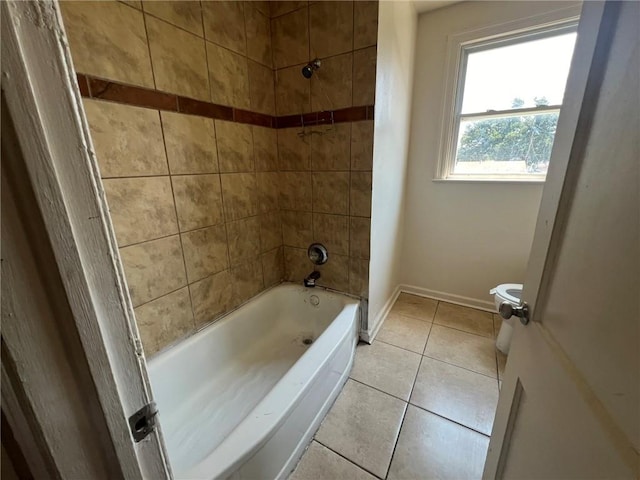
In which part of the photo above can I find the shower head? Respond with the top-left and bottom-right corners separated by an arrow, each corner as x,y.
301,58 -> 321,79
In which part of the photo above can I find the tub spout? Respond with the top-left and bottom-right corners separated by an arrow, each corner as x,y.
304,271 -> 321,288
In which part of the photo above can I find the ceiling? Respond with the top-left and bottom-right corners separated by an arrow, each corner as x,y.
413,0 -> 464,14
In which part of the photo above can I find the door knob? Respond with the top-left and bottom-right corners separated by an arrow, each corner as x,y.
499,302 -> 530,325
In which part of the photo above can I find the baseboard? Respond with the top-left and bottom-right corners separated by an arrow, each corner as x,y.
400,284 -> 496,313
360,285 -> 401,344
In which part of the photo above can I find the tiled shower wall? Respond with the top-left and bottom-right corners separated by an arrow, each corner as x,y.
60,0 -> 377,356
272,1 -> 377,297
61,0 -> 281,356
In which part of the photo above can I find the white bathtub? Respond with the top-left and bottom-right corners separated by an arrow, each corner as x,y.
148,283 -> 360,479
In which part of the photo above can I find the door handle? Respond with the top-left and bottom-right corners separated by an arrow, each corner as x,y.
499,302 -> 530,325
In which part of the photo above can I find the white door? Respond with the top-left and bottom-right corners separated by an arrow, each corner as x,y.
1,1 -> 171,478
484,1 -> 639,478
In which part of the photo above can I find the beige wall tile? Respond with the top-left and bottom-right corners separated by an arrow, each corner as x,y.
120,235 -> 187,306
275,65 -> 311,115
227,216 -> 261,265
349,257 -> 369,297
353,46 -> 377,106
248,1 -> 270,17
248,61 -> 276,115
231,261 -> 264,304
103,177 -> 178,246
270,1 -> 307,18
284,246 -> 310,282
147,16 -> 209,100
279,172 -> 312,211
190,269 -> 234,326
311,53 -> 353,111
202,1 -> 246,54
350,216 -> 371,259
134,287 -> 194,356
311,123 -> 352,171
354,1 -> 378,49
256,172 -> 280,213
215,121 -> 254,172
310,1 -> 354,58
181,224 -> 229,283
142,1 -> 203,36
259,211 -> 282,251
253,127 -> 278,171
351,121 -> 374,171
206,42 -> 250,109
313,213 -> 349,255
161,112 -> 218,174
272,8 -> 309,69
312,172 -> 349,215
262,247 -> 285,287
220,173 -> 258,220
245,6 -> 272,67
60,1 -> 154,87
350,171 -> 372,217
121,1 -> 142,9
278,128 -> 311,170
172,174 -> 224,231
317,253 -> 349,292
84,100 -> 167,177
282,210 -> 313,248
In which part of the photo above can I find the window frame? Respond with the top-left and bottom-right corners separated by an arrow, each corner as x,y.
435,10 -> 581,182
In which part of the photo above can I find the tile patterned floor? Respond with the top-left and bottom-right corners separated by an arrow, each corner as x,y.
289,293 -> 507,480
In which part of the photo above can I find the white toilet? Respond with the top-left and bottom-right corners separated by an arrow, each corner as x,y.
490,283 -> 523,354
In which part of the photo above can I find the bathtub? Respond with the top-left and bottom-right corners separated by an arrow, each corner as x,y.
148,283 -> 360,479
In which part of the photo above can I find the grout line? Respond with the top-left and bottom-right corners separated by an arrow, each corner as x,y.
132,284 -> 189,311
313,439 -> 384,480
156,108 -> 197,326
409,403 -> 492,439
347,377 -> 409,405
140,10 -> 158,90
382,339 -> 427,479
269,3 -> 309,21
274,45 -> 375,73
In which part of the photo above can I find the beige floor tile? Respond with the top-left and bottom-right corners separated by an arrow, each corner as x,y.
424,325 -> 497,378
388,405 -> 489,480
492,313 -> 501,339
350,341 -> 421,401
290,441 -> 376,480
389,293 -> 438,322
376,312 -> 432,354
434,302 -> 494,338
410,357 -> 499,435
315,379 -> 407,478
497,350 -> 507,380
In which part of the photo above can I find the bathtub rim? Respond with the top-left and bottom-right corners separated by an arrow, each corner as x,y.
147,281 -> 362,362
179,296 -> 360,479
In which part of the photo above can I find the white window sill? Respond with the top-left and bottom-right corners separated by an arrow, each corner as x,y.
433,176 -> 546,185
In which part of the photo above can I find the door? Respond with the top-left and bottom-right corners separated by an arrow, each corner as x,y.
1,1 -> 171,478
484,1 -> 639,478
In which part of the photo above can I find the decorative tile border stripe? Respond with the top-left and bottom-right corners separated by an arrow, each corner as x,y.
76,73 -> 374,129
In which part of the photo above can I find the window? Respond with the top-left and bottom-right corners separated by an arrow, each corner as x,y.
440,23 -> 577,180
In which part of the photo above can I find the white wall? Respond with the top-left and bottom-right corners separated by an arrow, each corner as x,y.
400,1 -> 580,309
367,1 -> 417,336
